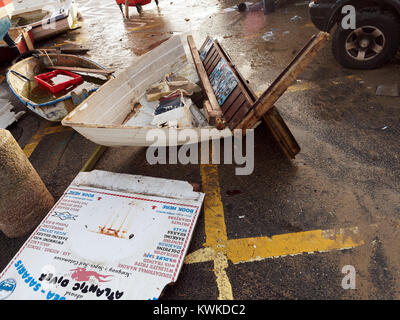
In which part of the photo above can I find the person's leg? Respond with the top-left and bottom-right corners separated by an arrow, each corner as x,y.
3,32 -> 16,47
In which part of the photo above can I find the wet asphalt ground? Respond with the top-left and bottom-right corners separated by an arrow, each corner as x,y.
1,0 -> 400,300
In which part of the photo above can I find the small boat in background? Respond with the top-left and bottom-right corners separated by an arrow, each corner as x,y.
10,0 -> 80,42
7,53 -> 113,122
0,0 -> 80,65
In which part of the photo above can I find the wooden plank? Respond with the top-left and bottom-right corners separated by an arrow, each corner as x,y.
45,66 -> 115,75
187,35 -> 226,129
199,35 -> 211,53
22,30 -> 34,51
236,32 -> 330,130
204,53 -> 219,73
224,94 -> 246,122
221,86 -> 241,113
206,54 -> 221,75
228,102 -> 251,130
203,47 -> 218,67
262,109 -> 300,159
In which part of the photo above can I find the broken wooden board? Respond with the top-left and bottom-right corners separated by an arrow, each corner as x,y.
187,35 -> 226,129
212,39 -> 300,159
45,66 -> 115,76
189,35 -> 308,159
0,170 -> 205,300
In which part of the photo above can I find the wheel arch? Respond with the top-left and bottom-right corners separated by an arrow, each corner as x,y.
326,0 -> 400,31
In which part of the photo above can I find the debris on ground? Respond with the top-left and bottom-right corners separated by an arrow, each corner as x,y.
375,84 -> 399,97
262,31 -> 275,41
222,2 -> 257,13
0,100 -> 25,129
290,15 -> 302,22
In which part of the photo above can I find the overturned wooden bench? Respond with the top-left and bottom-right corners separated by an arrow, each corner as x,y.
187,32 -> 330,159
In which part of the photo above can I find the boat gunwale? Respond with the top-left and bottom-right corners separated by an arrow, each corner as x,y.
12,12 -> 69,29
60,119 -> 220,131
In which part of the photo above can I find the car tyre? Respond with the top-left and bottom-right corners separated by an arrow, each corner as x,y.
332,10 -> 400,69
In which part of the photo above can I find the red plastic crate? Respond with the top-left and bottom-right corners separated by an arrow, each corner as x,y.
34,70 -> 83,94
115,0 -> 151,6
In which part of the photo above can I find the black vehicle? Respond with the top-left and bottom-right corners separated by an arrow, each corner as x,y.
309,0 -> 400,69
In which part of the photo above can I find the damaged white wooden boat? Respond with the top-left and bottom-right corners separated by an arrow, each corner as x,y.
10,0 -> 80,42
7,53 -> 112,122
62,36 -> 233,147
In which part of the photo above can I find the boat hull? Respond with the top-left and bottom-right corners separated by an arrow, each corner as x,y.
65,125 -> 233,147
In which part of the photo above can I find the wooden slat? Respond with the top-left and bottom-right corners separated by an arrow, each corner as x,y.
199,36 -> 211,52
221,86 -> 241,113
262,109 -> 300,159
203,47 -> 218,67
22,30 -> 34,51
187,35 -> 226,129
45,66 -> 115,75
206,54 -> 221,75
204,53 -> 219,73
224,94 -> 246,122
228,102 -> 252,130
236,32 -> 330,130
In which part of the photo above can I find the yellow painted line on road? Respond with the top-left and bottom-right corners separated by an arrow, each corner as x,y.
80,145 -> 108,172
213,252 -> 233,300
200,164 -> 228,248
226,227 -> 364,264
129,22 -> 164,32
286,74 -> 363,93
199,164 -> 232,300
23,125 -> 72,158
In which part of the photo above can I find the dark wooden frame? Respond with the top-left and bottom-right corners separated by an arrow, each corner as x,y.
187,32 -> 330,159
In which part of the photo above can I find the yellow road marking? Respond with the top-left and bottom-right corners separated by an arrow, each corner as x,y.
80,145 -> 108,172
187,163 -> 365,299
129,22 -> 164,32
214,252 -> 233,300
23,125 -> 72,158
287,74 -> 363,93
226,227 -> 363,264
200,164 -> 228,248
184,247 -> 215,264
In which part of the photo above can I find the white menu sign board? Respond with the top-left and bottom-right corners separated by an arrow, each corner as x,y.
0,171 -> 205,300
